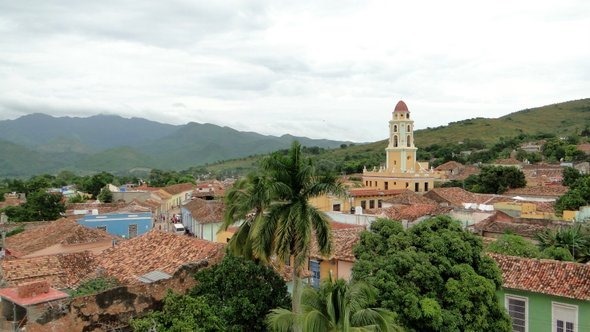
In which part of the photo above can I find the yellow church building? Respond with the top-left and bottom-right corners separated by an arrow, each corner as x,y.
311,100 -> 435,213
362,100 -> 434,193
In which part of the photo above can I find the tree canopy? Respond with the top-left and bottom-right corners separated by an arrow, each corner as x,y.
469,166 -> 526,194
486,233 -> 541,258
191,255 -> 291,331
132,255 -> 290,332
352,216 -> 511,332
555,174 -> 590,216
2,191 -> 65,222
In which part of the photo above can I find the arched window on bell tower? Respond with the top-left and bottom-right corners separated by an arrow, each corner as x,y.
394,125 -> 397,132
394,135 -> 398,147
407,125 -> 411,132
407,135 -> 411,147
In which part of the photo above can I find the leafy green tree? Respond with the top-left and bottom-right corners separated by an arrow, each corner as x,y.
487,234 -> 541,258
131,291 -> 224,332
267,274 -> 401,332
540,246 -> 575,261
563,167 -> 582,187
68,193 -> 86,203
353,216 -> 511,332
469,166 -> 526,194
25,174 -> 53,194
542,138 -> 566,161
222,141 -> 345,314
3,191 -> 65,222
191,255 -> 291,332
536,224 -> 590,262
81,172 -> 114,198
555,189 -> 587,215
1,206 -> 31,222
97,188 -> 113,203
5,179 -> 26,194
555,175 -> 590,215
55,170 -> 80,187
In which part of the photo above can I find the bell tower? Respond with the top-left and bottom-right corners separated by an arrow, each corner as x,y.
386,100 -> 417,173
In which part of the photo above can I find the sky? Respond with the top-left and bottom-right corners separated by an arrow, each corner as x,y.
0,1 -> 589,142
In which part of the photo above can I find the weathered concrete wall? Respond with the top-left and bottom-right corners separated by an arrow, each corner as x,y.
26,261 -> 207,332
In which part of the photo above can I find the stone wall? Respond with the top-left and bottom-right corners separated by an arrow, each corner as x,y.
26,261 -> 208,332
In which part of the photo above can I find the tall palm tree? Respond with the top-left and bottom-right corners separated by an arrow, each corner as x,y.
266,274 -> 402,332
221,141 -> 345,313
222,172 -> 271,261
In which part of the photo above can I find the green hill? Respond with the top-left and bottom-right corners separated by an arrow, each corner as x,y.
204,98 -> 590,176
414,98 -> 590,146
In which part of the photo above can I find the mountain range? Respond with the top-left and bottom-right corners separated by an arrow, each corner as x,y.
0,114 -> 351,177
2,98 -> 589,178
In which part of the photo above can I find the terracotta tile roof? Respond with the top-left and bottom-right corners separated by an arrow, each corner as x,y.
135,184 -> 162,192
522,163 -> 562,170
424,187 -> 496,206
65,202 -> 129,216
490,253 -> 590,300
434,161 -> 464,171
382,190 -> 437,205
97,231 -> 225,285
348,189 -> 406,197
309,226 -> 364,262
504,185 -> 568,198
0,193 -> 24,209
153,190 -> 172,200
380,204 -> 450,221
0,285 -> 69,306
449,165 -> 480,181
183,198 -> 225,224
493,158 -> 522,165
5,217 -> 120,257
426,187 -> 557,213
473,212 -> 560,238
269,258 -> 311,282
161,183 -> 196,196
1,252 -> 99,289
112,200 -> 153,213
329,221 -> 364,230
577,143 -> 590,154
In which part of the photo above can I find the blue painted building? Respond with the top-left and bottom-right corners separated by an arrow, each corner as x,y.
77,212 -> 153,238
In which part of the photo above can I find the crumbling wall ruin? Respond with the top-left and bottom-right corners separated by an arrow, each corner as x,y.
26,261 -> 208,332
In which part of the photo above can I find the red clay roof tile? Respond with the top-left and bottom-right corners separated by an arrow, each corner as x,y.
490,253 -> 590,300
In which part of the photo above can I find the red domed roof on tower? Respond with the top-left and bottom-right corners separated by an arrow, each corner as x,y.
394,100 -> 409,112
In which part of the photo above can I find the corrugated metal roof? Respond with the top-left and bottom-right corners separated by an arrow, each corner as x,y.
137,270 -> 172,283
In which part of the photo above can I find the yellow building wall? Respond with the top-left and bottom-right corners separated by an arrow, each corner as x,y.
320,260 -> 337,282
309,195 -> 352,213
337,261 -> 354,282
362,175 -> 434,193
563,210 -> 577,222
316,260 -> 354,282
216,229 -> 234,244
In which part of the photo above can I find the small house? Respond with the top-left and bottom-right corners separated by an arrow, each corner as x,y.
77,212 -> 152,239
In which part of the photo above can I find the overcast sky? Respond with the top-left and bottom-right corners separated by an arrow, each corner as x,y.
0,1 -> 588,142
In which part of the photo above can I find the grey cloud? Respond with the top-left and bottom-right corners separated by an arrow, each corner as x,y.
0,0 -> 270,48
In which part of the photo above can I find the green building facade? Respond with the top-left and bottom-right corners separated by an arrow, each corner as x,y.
498,288 -> 590,332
